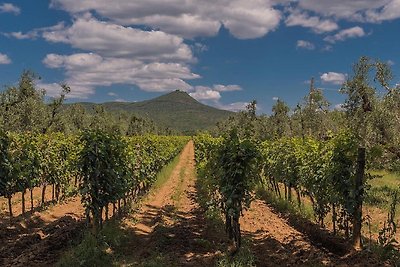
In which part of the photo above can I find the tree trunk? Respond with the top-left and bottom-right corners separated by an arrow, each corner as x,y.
118,199 -> 121,216
353,147 -> 365,250
284,184 -> 288,200
99,207 -> 103,229
52,184 -> 55,202
55,184 -> 60,203
296,189 -> 301,208
274,181 -> 281,198
332,203 -> 337,235
41,185 -> 46,206
30,188 -> 34,212
8,195 -> 13,217
21,189 -> 26,215
105,205 -> 109,220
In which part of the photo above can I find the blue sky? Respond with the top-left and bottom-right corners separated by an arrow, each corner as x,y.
0,1 -> 399,114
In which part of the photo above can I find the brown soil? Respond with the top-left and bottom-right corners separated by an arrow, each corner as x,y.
0,196 -> 85,267
241,199 -> 386,266
0,186 -> 66,218
117,140 -> 228,266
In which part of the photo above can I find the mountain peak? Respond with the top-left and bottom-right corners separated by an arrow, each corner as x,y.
152,90 -> 198,104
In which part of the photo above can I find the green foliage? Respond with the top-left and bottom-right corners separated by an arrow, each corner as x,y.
78,132 -> 188,230
194,131 -> 261,248
0,131 -> 14,199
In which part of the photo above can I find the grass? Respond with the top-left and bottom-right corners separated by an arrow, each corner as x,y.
255,185 -> 314,222
171,167 -> 185,205
57,152 -> 183,267
369,170 -> 400,189
57,221 -> 124,267
365,170 -> 400,209
152,153 -> 181,190
216,240 -> 256,267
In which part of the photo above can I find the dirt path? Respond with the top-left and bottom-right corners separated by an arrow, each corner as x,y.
118,140 -> 226,266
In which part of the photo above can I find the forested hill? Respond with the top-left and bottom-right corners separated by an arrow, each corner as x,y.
74,90 -> 234,133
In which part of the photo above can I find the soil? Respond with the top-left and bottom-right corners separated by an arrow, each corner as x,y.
0,196 -> 85,267
116,140 -> 228,266
0,140 -> 389,266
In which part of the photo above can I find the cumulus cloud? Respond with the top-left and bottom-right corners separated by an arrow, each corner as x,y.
41,16 -> 194,62
3,22 -> 65,40
212,84 -> 242,92
50,0 -> 282,39
272,96 -> 279,101
297,0 -> 391,21
42,52 -> 200,98
190,86 -> 221,101
189,84 -> 242,100
320,72 -> 347,85
296,40 -> 315,50
38,82 -> 94,99
285,10 -> 338,33
0,53 -> 11,64
215,101 -> 249,112
365,1 -> 400,22
324,26 -> 366,43
0,3 -> 20,15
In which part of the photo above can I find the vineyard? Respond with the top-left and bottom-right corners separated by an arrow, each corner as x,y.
0,131 -> 188,221
1,56 -> 400,266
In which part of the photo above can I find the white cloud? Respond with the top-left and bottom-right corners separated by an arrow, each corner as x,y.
50,0 -> 282,39
189,84 -> 242,101
190,86 -> 221,101
334,103 -> 345,111
5,31 -> 38,40
365,1 -> 400,22
189,84 -> 242,100
114,98 -> 127,102
212,84 -> 242,92
215,101 -> 249,112
42,16 -> 194,62
298,0 -> 390,21
388,60 -> 395,66
38,82 -> 94,99
324,26 -> 366,43
108,92 -> 117,97
285,10 -> 338,33
295,0 -> 400,23
42,52 -> 199,98
272,96 -> 279,101
320,72 -> 347,85
0,3 -> 20,15
0,53 -> 11,64
3,22 -> 65,40
296,40 -> 315,50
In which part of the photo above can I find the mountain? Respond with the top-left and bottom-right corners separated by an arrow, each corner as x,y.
76,90 -> 234,133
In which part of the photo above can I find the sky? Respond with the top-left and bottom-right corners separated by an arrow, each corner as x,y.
0,0 -> 400,114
